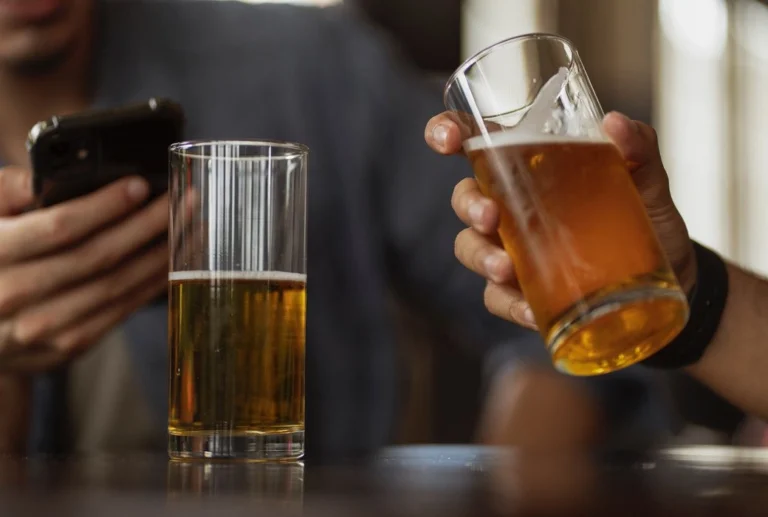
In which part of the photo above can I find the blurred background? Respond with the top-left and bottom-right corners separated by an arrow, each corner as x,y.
227,0 -> 768,272
199,0 -> 767,445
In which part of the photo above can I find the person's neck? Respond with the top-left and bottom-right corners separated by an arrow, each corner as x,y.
0,36 -> 93,167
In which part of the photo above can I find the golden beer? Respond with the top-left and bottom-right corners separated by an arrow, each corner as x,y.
466,133 -> 689,375
168,271 -> 306,458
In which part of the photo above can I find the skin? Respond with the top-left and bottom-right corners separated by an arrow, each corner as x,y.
425,110 -> 768,427
0,0 -> 169,452
479,365 -> 602,450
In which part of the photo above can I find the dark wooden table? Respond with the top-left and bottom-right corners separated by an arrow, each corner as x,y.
2,445 -> 768,516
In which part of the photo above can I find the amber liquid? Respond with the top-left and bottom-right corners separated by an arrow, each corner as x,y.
467,134 -> 689,375
168,272 -> 306,438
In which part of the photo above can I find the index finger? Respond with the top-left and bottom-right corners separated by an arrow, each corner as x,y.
425,112 -> 469,155
0,176 -> 149,265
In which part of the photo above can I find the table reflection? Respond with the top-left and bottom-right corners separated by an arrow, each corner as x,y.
488,451 -> 600,516
3,446 -> 768,517
167,460 -> 303,507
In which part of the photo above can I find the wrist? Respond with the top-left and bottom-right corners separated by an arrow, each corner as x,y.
643,241 -> 728,370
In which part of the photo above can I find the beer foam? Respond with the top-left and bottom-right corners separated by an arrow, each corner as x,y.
463,132 -> 607,153
169,271 -> 307,283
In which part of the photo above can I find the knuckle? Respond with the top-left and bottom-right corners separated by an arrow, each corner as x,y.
484,282 -> 525,324
451,178 -> 473,210
44,210 -> 73,243
506,299 -> 528,323
483,282 -> 498,311
470,237 -> 490,273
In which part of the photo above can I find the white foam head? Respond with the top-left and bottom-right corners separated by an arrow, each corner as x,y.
464,131 -> 605,153
169,271 -> 306,282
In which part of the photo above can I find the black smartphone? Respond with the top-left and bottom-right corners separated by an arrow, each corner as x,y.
27,98 -> 185,208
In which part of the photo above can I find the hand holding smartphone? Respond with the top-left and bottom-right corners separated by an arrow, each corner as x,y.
27,98 -> 185,207
0,99 -> 185,373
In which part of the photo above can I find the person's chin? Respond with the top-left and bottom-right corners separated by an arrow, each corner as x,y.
6,46 -> 70,76
0,0 -> 69,28
0,21 -> 76,75
0,38 -> 69,76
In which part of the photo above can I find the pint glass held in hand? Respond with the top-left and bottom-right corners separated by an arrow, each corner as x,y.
445,34 -> 688,376
168,140 -> 307,460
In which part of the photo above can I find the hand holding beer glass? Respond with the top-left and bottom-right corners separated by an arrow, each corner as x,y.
444,34 -> 689,375
168,141 -> 307,460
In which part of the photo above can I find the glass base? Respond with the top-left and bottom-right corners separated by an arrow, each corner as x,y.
168,429 -> 304,461
547,285 -> 689,376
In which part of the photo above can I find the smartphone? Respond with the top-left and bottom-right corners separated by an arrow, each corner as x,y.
27,98 -> 185,208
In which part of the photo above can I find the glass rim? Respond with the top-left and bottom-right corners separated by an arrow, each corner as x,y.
169,139 -> 310,160
443,32 -> 578,107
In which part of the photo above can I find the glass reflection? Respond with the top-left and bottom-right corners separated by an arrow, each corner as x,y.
167,460 -> 303,511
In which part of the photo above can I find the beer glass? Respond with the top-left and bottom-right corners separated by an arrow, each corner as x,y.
168,140 -> 307,460
444,34 -> 689,375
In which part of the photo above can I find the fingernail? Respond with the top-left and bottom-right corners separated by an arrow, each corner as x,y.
127,178 -> 149,201
523,306 -> 536,326
468,201 -> 485,225
432,124 -> 449,148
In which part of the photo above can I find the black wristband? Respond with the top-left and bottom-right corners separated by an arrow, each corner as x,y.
642,241 -> 729,369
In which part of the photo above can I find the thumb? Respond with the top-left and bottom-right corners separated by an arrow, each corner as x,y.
603,112 -> 672,209
0,166 -> 33,216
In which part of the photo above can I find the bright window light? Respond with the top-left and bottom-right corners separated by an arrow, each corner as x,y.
735,0 -> 768,60
221,0 -> 341,5
656,0 -> 730,256
659,0 -> 728,59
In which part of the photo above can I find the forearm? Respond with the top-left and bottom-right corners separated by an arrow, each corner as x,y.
0,374 -> 31,453
688,263 -> 768,419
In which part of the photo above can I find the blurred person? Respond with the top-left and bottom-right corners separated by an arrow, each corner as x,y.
0,0 -> 670,456
426,109 -> 768,430
0,0 -> 542,456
